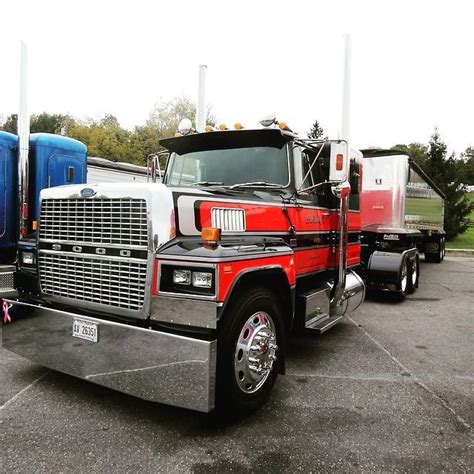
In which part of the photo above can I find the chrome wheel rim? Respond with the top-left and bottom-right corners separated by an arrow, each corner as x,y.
234,311 -> 277,394
401,262 -> 408,292
412,258 -> 418,285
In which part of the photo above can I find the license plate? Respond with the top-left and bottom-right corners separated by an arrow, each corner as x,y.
72,319 -> 98,342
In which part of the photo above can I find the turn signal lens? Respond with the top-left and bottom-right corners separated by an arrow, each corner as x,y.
336,153 -> 344,171
201,227 -> 221,242
234,122 -> 243,130
32,220 -> 38,231
278,121 -> 287,130
218,123 -> 227,131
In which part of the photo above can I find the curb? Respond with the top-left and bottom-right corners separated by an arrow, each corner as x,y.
446,248 -> 474,257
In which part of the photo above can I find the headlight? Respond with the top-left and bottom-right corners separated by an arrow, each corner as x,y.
22,252 -> 35,265
173,269 -> 191,285
192,271 -> 212,288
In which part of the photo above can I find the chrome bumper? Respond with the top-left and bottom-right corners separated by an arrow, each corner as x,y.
2,300 -> 216,413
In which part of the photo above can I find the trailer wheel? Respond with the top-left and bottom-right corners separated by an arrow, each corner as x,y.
425,240 -> 443,263
216,288 -> 284,415
407,253 -> 420,294
395,258 -> 409,301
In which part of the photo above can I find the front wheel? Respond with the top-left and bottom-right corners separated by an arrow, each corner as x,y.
216,288 -> 285,415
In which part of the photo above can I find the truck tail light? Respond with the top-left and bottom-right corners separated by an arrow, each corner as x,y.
336,153 -> 344,171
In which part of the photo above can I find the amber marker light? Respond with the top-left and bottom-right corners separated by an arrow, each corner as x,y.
336,153 -> 344,171
205,125 -> 214,132
218,123 -> 227,131
234,122 -> 243,130
201,227 -> 221,243
278,121 -> 287,130
32,220 -> 38,231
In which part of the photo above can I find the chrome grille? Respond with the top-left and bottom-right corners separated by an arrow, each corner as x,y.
39,253 -> 147,311
211,207 -> 246,232
40,198 -> 148,247
0,268 -> 14,291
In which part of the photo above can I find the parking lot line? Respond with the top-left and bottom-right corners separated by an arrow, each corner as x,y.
0,370 -> 49,412
347,315 -> 471,430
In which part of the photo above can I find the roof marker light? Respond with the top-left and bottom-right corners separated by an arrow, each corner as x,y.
260,114 -> 277,127
205,125 -> 215,132
234,122 -> 243,130
178,118 -> 193,135
218,123 -> 227,131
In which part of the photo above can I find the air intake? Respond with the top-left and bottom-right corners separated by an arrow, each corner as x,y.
211,208 -> 245,233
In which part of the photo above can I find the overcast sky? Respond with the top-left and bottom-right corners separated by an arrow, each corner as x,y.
1,0 -> 472,154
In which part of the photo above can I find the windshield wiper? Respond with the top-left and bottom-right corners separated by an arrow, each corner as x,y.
190,181 -> 224,187
228,181 -> 285,190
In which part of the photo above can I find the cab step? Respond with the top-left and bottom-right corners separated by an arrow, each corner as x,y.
305,314 -> 344,334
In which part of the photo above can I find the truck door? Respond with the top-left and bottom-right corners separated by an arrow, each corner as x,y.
48,154 -> 86,187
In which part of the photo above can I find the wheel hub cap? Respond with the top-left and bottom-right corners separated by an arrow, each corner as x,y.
234,311 -> 277,394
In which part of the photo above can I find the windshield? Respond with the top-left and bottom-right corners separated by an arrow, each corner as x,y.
164,146 -> 289,187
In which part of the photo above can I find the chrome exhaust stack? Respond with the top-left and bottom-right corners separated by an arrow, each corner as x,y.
18,41 -> 30,239
329,182 -> 365,317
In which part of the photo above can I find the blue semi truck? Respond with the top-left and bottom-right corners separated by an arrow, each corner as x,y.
0,131 -> 87,295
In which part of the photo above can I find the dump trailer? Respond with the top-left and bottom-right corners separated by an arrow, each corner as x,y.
0,131 -> 87,296
359,149 -> 446,299
3,122 -> 365,413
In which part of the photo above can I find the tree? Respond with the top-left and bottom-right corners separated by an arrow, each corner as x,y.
307,120 -> 325,140
391,143 -> 428,169
0,112 -> 70,134
458,147 -> 474,185
1,114 -> 18,133
425,130 -> 473,239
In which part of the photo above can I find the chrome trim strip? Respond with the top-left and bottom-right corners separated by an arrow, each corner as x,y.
38,249 -> 146,264
3,299 -> 216,413
39,239 -> 147,251
157,251 -> 294,263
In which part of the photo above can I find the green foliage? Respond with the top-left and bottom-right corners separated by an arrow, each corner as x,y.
307,120 -> 325,140
391,142 -> 428,169
424,130 -> 473,239
1,114 -> 18,133
0,97 -> 214,166
459,147 -> 474,185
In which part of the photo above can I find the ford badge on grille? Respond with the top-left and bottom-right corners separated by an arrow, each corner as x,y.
80,188 -> 96,198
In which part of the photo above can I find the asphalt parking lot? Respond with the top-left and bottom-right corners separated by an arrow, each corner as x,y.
1,257 -> 472,472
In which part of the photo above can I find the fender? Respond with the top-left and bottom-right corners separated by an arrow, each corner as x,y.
365,248 -> 417,288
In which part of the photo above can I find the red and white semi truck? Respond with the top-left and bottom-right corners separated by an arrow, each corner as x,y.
3,121 -> 367,413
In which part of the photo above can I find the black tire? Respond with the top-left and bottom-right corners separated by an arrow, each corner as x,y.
216,287 -> 285,415
406,253 -> 420,294
425,242 -> 442,263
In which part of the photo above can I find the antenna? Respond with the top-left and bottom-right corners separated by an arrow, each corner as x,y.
196,64 -> 207,132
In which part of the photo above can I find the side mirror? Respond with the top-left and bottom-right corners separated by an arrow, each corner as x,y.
329,141 -> 349,183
